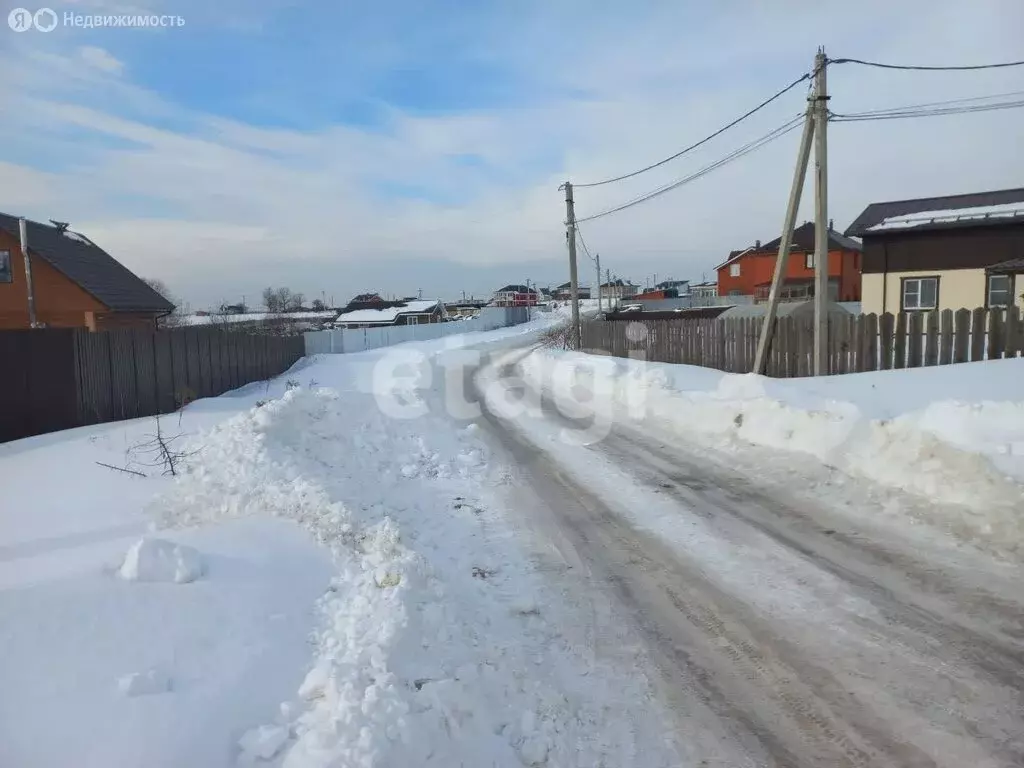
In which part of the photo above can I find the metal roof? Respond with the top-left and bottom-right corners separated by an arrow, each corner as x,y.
845,187 -> 1024,237
0,213 -> 174,313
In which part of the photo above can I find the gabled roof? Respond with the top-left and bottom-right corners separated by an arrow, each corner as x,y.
845,187 -> 1024,236
0,213 -> 174,313
494,284 -> 537,294
336,299 -> 442,324
715,222 -> 862,270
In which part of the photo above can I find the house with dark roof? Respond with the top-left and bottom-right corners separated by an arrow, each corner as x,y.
846,187 -> 1024,314
334,299 -> 446,328
598,278 -> 639,301
715,221 -> 863,303
0,214 -> 173,330
551,281 -> 591,300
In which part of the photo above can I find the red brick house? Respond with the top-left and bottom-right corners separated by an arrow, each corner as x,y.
492,284 -> 539,307
0,214 -> 173,330
716,221 -> 863,303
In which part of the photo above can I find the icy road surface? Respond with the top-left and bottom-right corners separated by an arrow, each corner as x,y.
473,350 -> 1024,768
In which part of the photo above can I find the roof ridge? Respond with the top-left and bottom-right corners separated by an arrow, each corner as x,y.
862,186 -> 1024,207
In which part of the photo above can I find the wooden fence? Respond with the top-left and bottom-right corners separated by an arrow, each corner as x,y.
580,306 -> 1024,377
1,327 -> 305,443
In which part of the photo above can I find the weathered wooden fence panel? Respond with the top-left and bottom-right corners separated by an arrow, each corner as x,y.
1006,306 -> 1023,357
924,311 -> 939,366
584,306 -> 1014,380
1,327 -> 305,443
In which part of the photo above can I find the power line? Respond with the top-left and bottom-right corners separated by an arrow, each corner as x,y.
831,99 -> 1024,122
573,72 -> 811,189
830,56 -> 1024,71
575,115 -> 805,224
575,226 -> 593,261
830,89 -> 1024,118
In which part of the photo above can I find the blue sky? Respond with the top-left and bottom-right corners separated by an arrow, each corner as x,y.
3,0 -> 1024,309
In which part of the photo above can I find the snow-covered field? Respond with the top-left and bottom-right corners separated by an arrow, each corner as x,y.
519,348 -> 1024,555
0,313 -> 678,768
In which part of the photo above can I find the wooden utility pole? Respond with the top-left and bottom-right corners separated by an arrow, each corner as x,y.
812,48 -> 830,375
595,253 -> 602,315
562,182 -> 581,348
19,218 -> 38,328
753,98 -> 816,374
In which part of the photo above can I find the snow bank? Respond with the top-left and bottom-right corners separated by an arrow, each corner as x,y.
521,351 -> 1024,548
151,383 -> 676,766
118,537 -> 205,583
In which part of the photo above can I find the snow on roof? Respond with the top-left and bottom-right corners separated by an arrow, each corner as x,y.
868,202 -> 1024,232
335,299 -> 440,324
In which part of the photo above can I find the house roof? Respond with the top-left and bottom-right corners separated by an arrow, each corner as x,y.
600,278 -> 637,287
0,213 -> 174,313
494,284 -> 538,294
715,223 -> 861,270
845,187 -> 1024,237
336,299 -> 441,324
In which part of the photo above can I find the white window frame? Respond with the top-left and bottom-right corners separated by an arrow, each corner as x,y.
805,252 -> 814,270
729,262 -> 740,278
0,250 -> 11,283
987,274 -> 1012,307
901,276 -> 938,311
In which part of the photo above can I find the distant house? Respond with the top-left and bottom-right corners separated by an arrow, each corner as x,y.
690,281 -> 718,299
846,187 -> 1024,314
551,281 -> 591,300
492,284 -> 540,307
655,278 -> 690,293
716,222 -> 863,303
343,293 -> 386,311
0,214 -> 174,330
599,279 -> 639,300
334,299 -> 447,328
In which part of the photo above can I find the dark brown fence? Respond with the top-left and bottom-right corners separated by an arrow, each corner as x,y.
1,327 -> 305,443
581,306 -> 1024,377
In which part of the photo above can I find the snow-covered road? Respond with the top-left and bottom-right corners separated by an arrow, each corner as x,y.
474,348 -> 1024,767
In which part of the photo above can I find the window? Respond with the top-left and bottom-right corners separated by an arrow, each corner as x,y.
0,250 -> 11,283
805,252 -> 814,270
902,277 -> 938,311
987,274 -> 1012,307
728,289 -> 742,297
729,263 -> 740,277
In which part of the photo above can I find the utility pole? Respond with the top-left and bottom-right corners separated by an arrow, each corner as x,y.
812,47 -> 830,375
595,253 -> 602,315
19,218 -> 38,328
753,90 -> 816,374
561,182 -> 581,349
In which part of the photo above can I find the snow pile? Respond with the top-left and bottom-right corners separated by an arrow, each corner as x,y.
521,351 -> 1024,545
153,384 -> 676,766
117,537 -> 205,583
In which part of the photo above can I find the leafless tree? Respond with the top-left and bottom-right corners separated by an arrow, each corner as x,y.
144,277 -> 183,328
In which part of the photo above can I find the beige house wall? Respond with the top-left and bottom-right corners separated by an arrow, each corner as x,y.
861,268 -> 1024,314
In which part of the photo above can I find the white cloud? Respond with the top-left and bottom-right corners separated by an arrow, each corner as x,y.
2,0 -> 1023,308
77,46 -> 124,74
